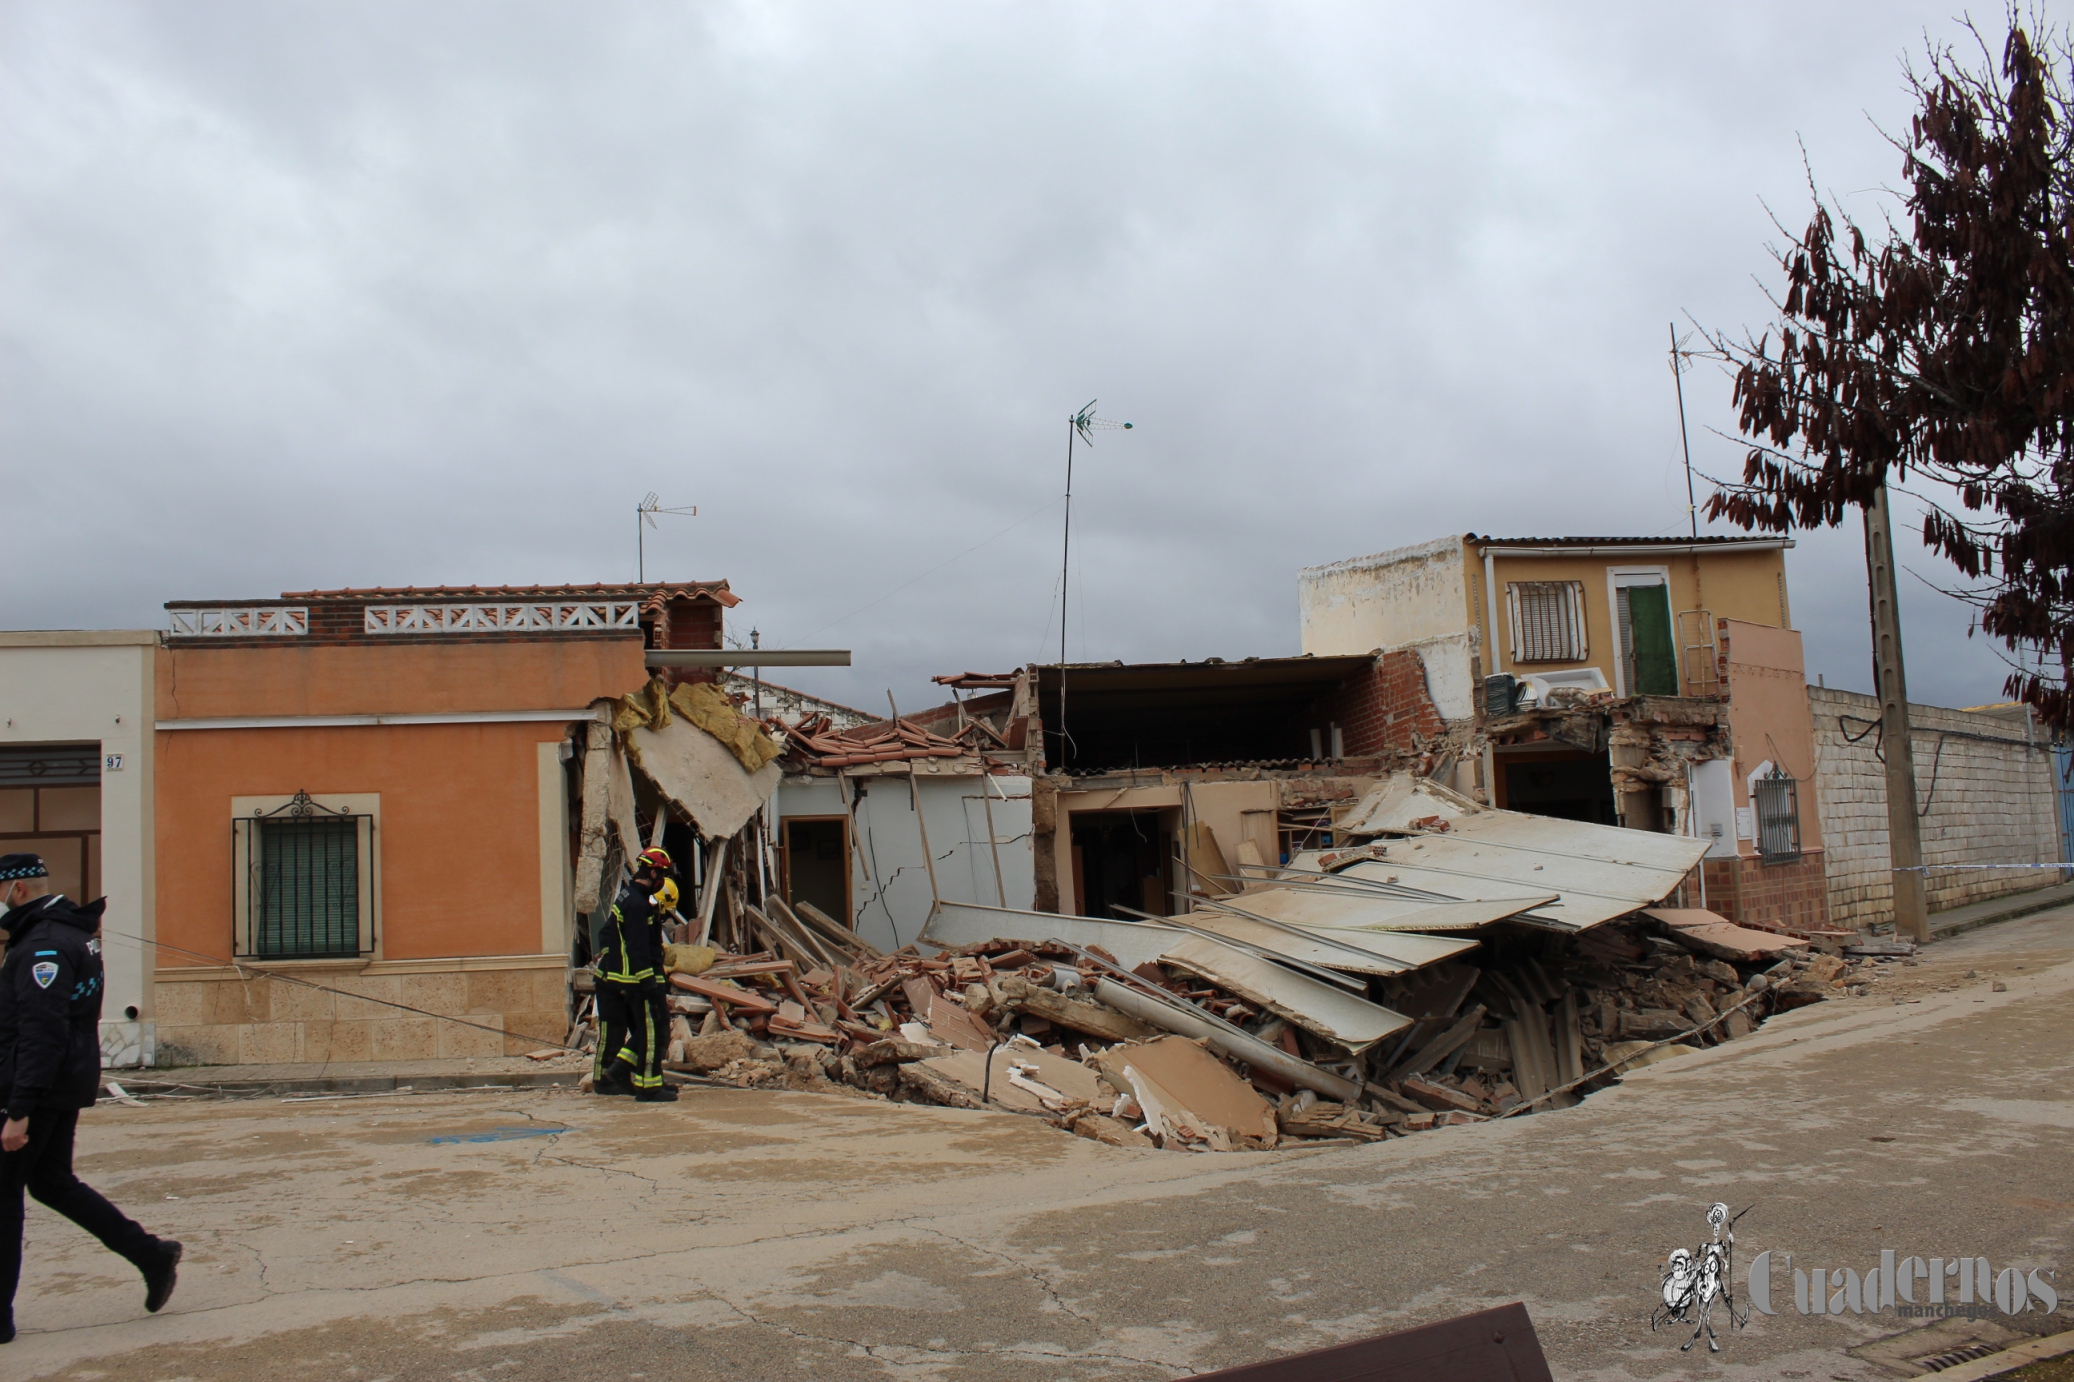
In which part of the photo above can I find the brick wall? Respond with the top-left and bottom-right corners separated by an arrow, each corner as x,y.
1809,686 -> 2061,928
1324,649 -> 1449,755
1700,853 -> 1829,933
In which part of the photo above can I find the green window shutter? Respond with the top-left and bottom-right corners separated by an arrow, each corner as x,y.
256,815 -> 361,958
1625,583 -> 1678,695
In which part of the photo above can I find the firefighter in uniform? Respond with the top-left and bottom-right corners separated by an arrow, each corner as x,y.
2,853 -> 182,1343
591,848 -> 679,1102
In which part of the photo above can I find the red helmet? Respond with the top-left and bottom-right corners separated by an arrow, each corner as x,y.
636,847 -> 673,873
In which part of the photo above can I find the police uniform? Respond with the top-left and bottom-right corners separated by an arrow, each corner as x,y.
592,853 -> 677,1102
0,853 -> 180,1342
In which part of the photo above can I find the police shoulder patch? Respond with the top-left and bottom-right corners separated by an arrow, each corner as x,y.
31,961 -> 60,989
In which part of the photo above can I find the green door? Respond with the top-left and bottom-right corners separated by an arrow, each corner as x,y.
1623,583 -> 1678,695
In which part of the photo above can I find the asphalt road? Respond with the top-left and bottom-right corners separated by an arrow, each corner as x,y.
8,908 -> 2073,1381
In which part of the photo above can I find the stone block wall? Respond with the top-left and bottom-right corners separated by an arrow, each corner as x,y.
1809,687 -> 2061,929
154,958 -> 569,1067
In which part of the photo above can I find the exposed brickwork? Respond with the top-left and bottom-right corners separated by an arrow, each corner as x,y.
1699,852 -> 1830,933
650,594 -> 724,688
1323,649 -> 1449,756
1809,687 -> 2060,928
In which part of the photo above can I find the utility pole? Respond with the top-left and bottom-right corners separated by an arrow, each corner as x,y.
1864,483 -> 1929,942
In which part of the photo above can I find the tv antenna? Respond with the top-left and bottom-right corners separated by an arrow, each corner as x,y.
1059,400 -> 1133,666
1669,324 -> 1700,538
637,493 -> 697,582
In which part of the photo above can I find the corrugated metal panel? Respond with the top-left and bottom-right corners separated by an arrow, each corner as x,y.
1326,775 -> 1707,931
1156,936 -> 1411,1052
1215,887 -> 1554,935
1186,904 -> 1483,972
924,898 -> 1481,978
922,902 -> 1184,968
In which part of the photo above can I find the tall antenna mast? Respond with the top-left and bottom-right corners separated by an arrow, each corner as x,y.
637,492 -> 698,582
1060,400 -> 1133,666
1669,323 -> 1698,538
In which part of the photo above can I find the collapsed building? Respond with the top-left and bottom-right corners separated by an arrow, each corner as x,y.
639,759 -> 1840,1151
593,611 -> 1844,1150
625,531 -> 1864,1148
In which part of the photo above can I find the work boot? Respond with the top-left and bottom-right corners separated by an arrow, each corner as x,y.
2,1313 -> 14,1344
142,1240 -> 183,1313
634,1084 -> 679,1103
594,1066 -> 636,1097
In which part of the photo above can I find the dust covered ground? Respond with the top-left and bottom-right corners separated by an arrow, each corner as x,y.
7,908 -> 2074,1381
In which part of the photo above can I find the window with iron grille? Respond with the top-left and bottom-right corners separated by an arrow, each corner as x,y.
233,792 -> 375,958
1753,769 -> 1801,862
1507,581 -> 1586,663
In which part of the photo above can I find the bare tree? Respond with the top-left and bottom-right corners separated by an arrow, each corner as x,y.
1706,15 -> 2074,731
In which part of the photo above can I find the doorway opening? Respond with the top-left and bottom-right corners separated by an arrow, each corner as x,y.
0,743 -> 101,902
1070,809 -> 1176,919
782,816 -> 851,928
1495,749 -> 1618,825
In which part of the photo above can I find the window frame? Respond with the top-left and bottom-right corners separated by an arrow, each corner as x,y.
1752,767 -> 1802,863
1504,580 -> 1588,664
1605,565 -> 1674,696
232,791 -> 381,960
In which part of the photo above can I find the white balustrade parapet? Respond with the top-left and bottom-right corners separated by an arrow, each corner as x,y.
169,607 -> 309,637
363,601 -> 643,634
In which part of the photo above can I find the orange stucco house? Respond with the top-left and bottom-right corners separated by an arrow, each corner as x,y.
150,582 -> 731,1066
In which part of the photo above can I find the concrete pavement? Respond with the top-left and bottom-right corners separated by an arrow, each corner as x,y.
9,907 -> 2074,1381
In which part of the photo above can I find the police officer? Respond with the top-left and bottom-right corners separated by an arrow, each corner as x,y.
591,847 -> 678,1103
1,853 -> 180,1344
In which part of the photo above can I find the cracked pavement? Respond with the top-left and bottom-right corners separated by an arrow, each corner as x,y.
8,907 -> 2074,1380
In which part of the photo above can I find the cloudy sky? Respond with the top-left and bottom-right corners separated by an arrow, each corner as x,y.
0,1 -> 2031,714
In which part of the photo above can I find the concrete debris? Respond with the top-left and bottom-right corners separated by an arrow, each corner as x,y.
627,706 -> 782,840
581,897 -> 1825,1152
1645,907 -> 1810,962
1096,1037 -> 1280,1152
565,740 -> 1869,1151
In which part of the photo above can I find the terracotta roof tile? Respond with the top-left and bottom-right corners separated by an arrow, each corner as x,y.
279,580 -> 741,608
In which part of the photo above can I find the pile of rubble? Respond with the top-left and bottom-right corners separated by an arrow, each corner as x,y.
565,761 -> 1890,1152
571,886 -> 1870,1152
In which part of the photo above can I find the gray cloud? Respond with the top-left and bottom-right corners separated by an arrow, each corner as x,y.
0,1 -> 2019,714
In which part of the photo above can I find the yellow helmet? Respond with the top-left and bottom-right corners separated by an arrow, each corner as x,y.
651,877 -> 681,913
